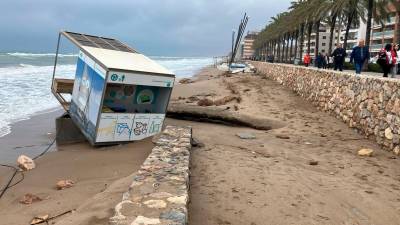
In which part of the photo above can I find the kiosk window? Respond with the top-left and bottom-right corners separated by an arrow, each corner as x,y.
102,84 -> 171,114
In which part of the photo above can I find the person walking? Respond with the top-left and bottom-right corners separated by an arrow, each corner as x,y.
377,44 -> 394,78
392,44 -> 399,77
316,52 -> 324,69
331,44 -> 346,71
326,54 -> 332,69
304,52 -> 311,67
396,44 -> 400,75
323,53 -> 328,69
350,40 -> 370,74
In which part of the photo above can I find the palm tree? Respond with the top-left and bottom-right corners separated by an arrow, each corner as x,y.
299,23 -> 305,60
340,0 -> 363,50
293,30 -> 299,62
289,31 -> 295,62
327,12 -> 339,54
289,0 -> 307,61
285,32 -> 291,62
365,0 -> 373,50
320,0 -> 344,55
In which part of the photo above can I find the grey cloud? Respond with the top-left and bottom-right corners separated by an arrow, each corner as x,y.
0,0 -> 291,56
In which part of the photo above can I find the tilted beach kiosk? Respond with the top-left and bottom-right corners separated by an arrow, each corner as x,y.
51,31 -> 175,145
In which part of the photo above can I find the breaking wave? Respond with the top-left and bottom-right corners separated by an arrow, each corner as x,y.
0,53 -> 214,137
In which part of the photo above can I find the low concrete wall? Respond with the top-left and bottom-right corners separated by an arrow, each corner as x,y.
253,62 -> 400,154
109,125 -> 192,225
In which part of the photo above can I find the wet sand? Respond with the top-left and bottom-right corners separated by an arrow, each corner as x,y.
2,65 -> 400,225
0,109 -> 61,164
0,110 -> 153,225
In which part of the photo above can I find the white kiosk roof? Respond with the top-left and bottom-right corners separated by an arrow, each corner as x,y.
61,31 -> 174,77
81,46 -> 174,76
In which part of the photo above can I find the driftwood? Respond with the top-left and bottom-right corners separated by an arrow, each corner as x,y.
167,103 -> 285,130
31,210 -> 73,224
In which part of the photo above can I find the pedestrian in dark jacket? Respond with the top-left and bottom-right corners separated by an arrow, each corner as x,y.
316,52 -> 324,69
350,39 -> 370,74
331,44 -> 347,71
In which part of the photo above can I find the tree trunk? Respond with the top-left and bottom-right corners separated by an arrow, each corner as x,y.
328,14 -> 337,55
344,10 -> 355,51
289,32 -> 294,63
314,20 -> 321,66
264,45 -> 266,60
286,33 -> 291,62
365,0 -> 373,49
307,22 -> 313,54
283,34 -> 287,62
272,41 -> 275,56
281,35 -> 285,62
282,35 -> 285,62
299,24 -> 305,61
280,34 -> 285,62
276,39 -> 279,62
277,37 -> 281,62
269,41 -> 272,56
294,30 -> 299,64
269,40 -> 275,56
336,14 -> 343,45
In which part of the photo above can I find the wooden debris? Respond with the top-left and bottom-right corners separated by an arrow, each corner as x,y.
30,214 -> 49,225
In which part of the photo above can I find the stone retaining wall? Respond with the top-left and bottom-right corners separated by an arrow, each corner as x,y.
109,125 -> 192,225
253,62 -> 400,154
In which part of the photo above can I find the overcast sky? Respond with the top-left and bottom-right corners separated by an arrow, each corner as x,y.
0,0 -> 291,56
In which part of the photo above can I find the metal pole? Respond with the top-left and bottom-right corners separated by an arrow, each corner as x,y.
231,14 -> 248,64
51,32 -> 61,93
232,30 -> 235,62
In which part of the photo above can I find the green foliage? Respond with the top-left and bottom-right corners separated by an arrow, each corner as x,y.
343,62 -> 383,73
368,63 -> 383,73
343,62 -> 353,70
254,0 -> 400,62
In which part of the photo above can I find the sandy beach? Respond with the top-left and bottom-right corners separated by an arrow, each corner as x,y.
170,66 -> 400,225
1,65 -> 400,225
0,110 -> 153,224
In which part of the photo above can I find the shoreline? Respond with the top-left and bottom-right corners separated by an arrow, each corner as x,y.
0,64 -> 213,163
0,105 -> 63,139
0,109 -> 154,225
2,63 -> 400,224
0,55 -> 214,141
0,65 -> 212,225
0,109 -> 63,164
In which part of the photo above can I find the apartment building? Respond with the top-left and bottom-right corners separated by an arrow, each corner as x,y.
302,24 -> 335,57
242,31 -> 259,59
339,20 -> 366,54
370,5 -> 399,56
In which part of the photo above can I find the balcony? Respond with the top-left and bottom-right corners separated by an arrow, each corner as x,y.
373,16 -> 397,28
370,44 -> 383,51
372,30 -> 395,39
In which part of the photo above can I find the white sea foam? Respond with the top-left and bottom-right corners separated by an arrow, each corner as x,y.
0,64 -> 75,137
19,63 -> 35,67
7,52 -> 78,57
0,55 -> 214,138
155,57 -> 214,78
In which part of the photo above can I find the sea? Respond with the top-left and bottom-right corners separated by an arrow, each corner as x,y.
0,52 -> 214,138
